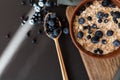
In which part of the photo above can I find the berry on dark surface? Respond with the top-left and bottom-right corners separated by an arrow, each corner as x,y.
91,36 -> 99,44
87,16 -> 92,21
63,27 -> 69,35
45,0 -> 54,7
104,19 -> 109,23
94,48 -> 103,54
87,35 -> 91,39
102,39 -> 107,44
21,0 -> 27,5
95,30 -> 103,38
96,12 -> 104,19
80,6 -> 86,12
77,31 -> 84,38
113,39 -> 120,47
98,19 -> 102,23
6,33 -> 11,39
92,24 -> 97,29
27,31 -> 31,37
78,18 -> 85,24
107,30 -> 114,36
32,38 -> 37,44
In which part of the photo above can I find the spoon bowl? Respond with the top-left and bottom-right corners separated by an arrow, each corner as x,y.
44,12 -> 68,80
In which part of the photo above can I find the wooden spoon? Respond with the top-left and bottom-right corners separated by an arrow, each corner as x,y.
44,12 -> 68,80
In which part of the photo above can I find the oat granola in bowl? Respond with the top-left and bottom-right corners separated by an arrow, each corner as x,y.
70,0 -> 120,58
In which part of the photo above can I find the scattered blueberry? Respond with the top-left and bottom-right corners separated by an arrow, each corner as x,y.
104,19 -> 109,23
21,0 -> 27,5
91,36 -> 99,44
102,39 -> 107,44
113,39 -> 120,47
32,38 -> 37,44
87,16 -> 92,21
95,30 -> 103,38
27,31 -> 31,37
63,27 -> 69,35
107,30 -> 114,36
78,18 -> 85,24
50,13 -> 56,19
77,31 -> 84,38
45,0 -> 54,7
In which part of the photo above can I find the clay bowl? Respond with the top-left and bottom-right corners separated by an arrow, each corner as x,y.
70,0 -> 120,58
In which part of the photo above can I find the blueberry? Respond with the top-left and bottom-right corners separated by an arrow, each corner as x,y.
32,38 -> 37,44
87,35 -> 91,39
86,2 -> 92,7
109,4 -> 116,8
92,24 -> 97,29
21,0 -> 26,5
78,18 -> 85,24
94,48 -> 103,54
63,27 -> 69,35
47,20 -> 55,26
96,12 -> 104,19
45,0 -> 54,7
28,0 -> 35,6
77,31 -> 84,38
87,16 -> 92,21
53,28 -> 60,37
113,17 -> 118,24
102,0 -> 110,7
104,13 -> 109,18
95,30 -> 103,38
27,31 -> 31,37
98,19 -> 102,23
83,26 -> 88,30
111,11 -> 120,18
50,13 -> 56,19
107,30 -> 114,36
38,1 -> 44,7
6,33 -> 11,39
113,40 -> 120,47
104,19 -> 109,23
80,6 -> 86,12
102,39 -> 107,44
91,36 -> 99,44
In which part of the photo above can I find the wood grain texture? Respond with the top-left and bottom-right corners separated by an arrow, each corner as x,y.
66,6 -> 120,80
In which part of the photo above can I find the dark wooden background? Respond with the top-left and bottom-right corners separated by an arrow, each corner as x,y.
0,0 -> 89,80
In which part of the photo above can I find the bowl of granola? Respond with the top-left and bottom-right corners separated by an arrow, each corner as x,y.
70,0 -> 120,58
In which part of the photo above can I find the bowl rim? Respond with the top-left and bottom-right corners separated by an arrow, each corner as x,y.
70,0 -> 120,58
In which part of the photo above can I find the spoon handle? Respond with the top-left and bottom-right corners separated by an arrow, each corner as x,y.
54,39 -> 68,80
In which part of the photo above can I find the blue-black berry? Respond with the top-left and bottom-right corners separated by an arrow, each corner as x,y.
96,12 -> 104,19
87,16 -> 92,21
77,31 -> 84,38
92,24 -> 97,29
95,30 -> 103,38
78,18 -> 85,24
91,36 -> 99,44
104,19 -> 109,23
107,30 -> 114,36
98,19 -> 102,23
102,39 -> 107,44
113,40 -> 120,47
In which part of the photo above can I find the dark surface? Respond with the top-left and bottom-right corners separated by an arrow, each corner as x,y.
0,0 -> 89,80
